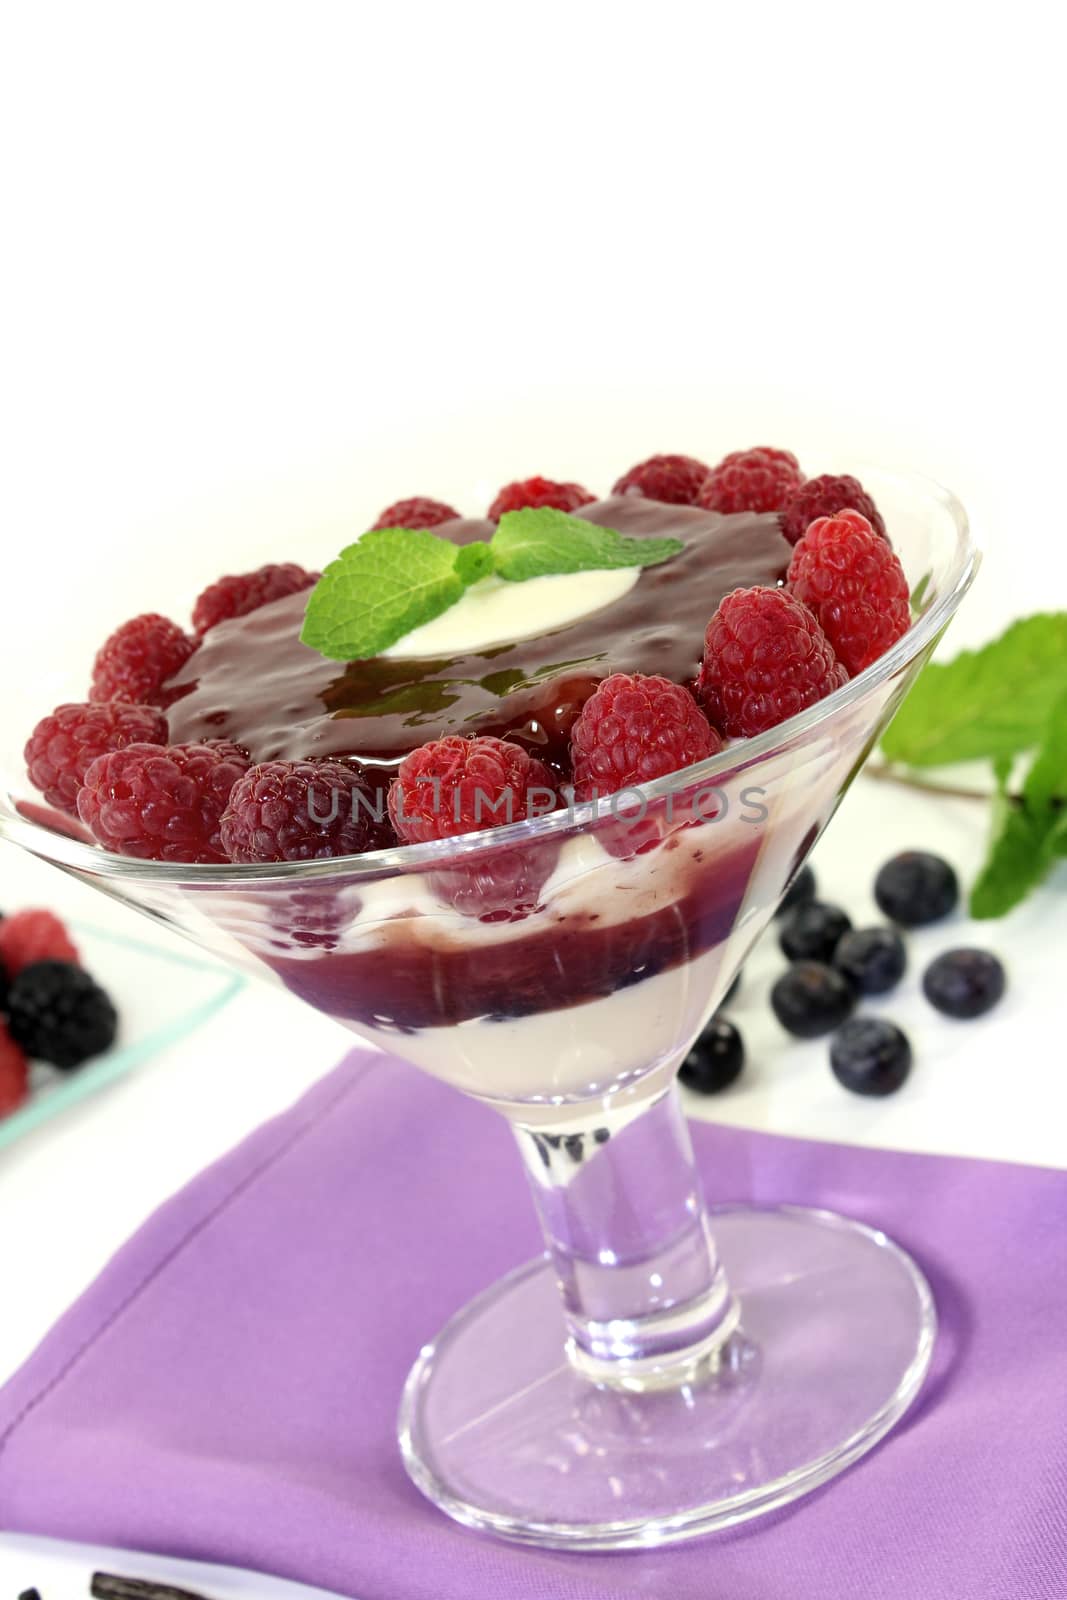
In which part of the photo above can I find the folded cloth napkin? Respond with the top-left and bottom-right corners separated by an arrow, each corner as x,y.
1,1048 -> 1065,1600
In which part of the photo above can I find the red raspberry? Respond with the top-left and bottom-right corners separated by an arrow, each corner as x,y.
77,741 -> 250,864
487,477 -> 596,521
371,496 -> 460,531
570,673 -> 722,800
788,510 -> 911,676
90,615 -> 197,708
24,701 -> 169,816
697,447 -> 804,515
389,735 -> 556,842
192,564 -> 320,637
611,454 -> 711,505
0,1024 -> 29,1118
697,586 -> 847,737
389,736 -> 559,919
221,760 -> 395,862
779,473 -> 887,546
0,910 -> 80,976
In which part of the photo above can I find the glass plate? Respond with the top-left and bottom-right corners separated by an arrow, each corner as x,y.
0,921 -> 244,1151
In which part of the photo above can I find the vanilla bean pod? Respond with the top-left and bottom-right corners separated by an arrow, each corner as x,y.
91,1573 -> 213,1600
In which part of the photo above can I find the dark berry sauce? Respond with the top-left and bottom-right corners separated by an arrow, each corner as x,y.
166,497 -> 790,774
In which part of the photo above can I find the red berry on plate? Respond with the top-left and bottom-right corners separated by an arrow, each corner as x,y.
0,1024 -> 29,1117
487,477 -> 596,521
370,496 -> 460,531
611,454 -> 710,505
77,741 -> 250,864
779,473 -> 887,546
90,614 -> 197,708
24,701 -> 169,815
0,909 -> 80,976
788,509 -> 911,676
697,586 -> 847,737
221,760 -> 395,861
570,673 -> 722,800
697,447 -> 804,515
192,564 -> 320,637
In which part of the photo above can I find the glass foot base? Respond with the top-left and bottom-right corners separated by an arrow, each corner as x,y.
398,1205 -> 936,1550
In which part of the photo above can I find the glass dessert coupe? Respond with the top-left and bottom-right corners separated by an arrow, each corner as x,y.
0,468 -> 977,1550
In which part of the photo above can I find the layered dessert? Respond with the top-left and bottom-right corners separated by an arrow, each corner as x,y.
22,449 -> 912,1110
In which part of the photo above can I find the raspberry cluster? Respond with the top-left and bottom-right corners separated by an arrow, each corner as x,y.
24,447 -> 911,908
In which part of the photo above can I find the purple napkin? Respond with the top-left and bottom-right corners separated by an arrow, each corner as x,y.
2,1049 -> 1065,1600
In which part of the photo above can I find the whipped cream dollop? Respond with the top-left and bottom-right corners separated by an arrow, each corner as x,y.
382,567 -> 641,659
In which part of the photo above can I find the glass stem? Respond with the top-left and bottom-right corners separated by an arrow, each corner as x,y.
513,1082 -> 738,1390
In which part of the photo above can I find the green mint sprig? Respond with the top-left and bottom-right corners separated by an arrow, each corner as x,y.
878,613 -> 1067,917
489,507 -> 683,580
300,508 -> 682,661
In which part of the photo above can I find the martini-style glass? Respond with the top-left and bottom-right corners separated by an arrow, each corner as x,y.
0,468 -> 976,1549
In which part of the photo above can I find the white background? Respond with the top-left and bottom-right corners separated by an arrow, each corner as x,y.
1,4 -> 1066,1597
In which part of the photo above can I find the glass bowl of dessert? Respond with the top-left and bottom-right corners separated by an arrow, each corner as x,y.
0,452 -> 977,1549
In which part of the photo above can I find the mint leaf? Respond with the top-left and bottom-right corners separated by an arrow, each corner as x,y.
970,806 -> 1050,918
881,613 -> 1067,768
300,528 -> 469,661
970,686 -> 1067,918
909,569 -> 933,616
992,752 -> 1014,789
455,542 -> 494,585
301,510 -> 683,663
1021,686 -> 1067,816
490,507 -> 682,581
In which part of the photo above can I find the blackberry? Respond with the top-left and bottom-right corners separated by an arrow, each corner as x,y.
0,953 -> 9,1013
831,1019 -> 913,1096
833,927 -> 907,996
7,960 -> 118,1070
776,863 -> 816,920
679,1018 -> 745,1094
771,961 -> 855,1039
923,948 -> 1005,1019
779,900 -> 852,963
874,851 -> 958,926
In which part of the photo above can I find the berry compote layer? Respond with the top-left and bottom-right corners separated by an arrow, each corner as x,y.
166,498 -> 791,775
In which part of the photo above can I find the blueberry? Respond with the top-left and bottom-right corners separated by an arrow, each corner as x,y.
874,851 -> 959,926
831,1018 -> 913,1096
771,961 -> 855,1039
923,948 -> 1006,1019
776,863 -> 817,920
679,1018 -> 744,1093
779,901 -> 852,963
833,927 -> 907,996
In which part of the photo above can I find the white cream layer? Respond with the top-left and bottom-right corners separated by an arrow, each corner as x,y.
381,567 -> 639,658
